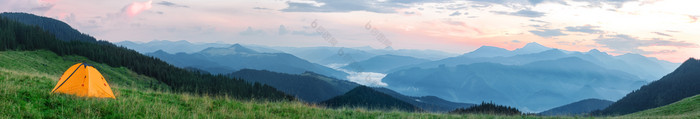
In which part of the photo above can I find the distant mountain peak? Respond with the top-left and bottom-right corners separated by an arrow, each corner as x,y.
523,42 -> 547,49
174,40 -> 191,44
540,49 -> 565,54
587,49 -> 609,56
620,53 -> 646,58
513,42 -> 551,55
477,45 -> 506,50
200,44 -> 258,55
152,50 -> 168,54
384,46 -> 394,50
459,45 -> 511,57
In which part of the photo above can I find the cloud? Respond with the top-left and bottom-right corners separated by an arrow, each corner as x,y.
494,9 -> 546,18
525,0 -> 635,7
449,11 -> 462,16
239,26 -> 265,36
529,29 -> 567,38
156,1 -> 188,8
666,30 -> 680,33
0,0 -> 56,13
688,15 -> 698,23
594,34 -> 698,54
291,31 -> 319,36
278,25 -> 289,35
573,0 -> 637,8
565,25 -> 602,34
280,0 -> 450,13
253,7 -> 272,10
436,3 -> 469,10
530,19 -> 549,23
512,40 -> 521,43
442,19 -> 484,34
346,72 -> 388,87
277,25 -> 318,36
281,1 -> 392,13
122,0 -> 153,17
652,32 -> 672,37
529,0 -> 545,5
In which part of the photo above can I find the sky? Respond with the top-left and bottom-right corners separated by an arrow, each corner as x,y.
1,0 -> 699,62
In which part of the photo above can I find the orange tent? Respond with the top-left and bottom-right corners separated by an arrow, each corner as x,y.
51,63 -> 115,99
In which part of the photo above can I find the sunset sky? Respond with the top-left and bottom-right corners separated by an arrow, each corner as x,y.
2,0 -> 699,62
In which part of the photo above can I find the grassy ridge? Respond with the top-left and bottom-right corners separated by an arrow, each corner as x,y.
6,50 -> 693,118
622,94 -> 700,118
0,50 -> 553,118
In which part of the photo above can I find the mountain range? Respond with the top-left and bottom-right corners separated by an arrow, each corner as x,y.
116,40 -> 230,54
117,40 -> 457,65
389,42 -> 678,82
227,69 -> 474,112
146,44 -> 349,79
382,57 -> 647,112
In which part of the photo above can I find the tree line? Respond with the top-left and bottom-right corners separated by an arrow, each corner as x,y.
450,101 -> 521,115
0,14 -> 293,101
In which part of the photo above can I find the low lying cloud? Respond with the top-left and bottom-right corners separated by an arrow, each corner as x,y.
346,72 -> 388,87
594,34 -> 698,54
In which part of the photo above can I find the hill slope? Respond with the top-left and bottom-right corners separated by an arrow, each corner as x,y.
1,50 -> 528,118
227,69 -> 358,102
321,86 -> 421,112
0,13 -> 292,100
539,98 -> 613,116
372,87 -> 475,112
0,12 -> 97,42
624,94 -> 700,118
598,58 -> 700,115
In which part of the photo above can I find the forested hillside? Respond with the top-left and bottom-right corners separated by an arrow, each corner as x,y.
597,58 -> 700,115
0,13 -> 292,100
228,69 -> 358,102
450,102 -> 521,115
321,86 -> 421,112
0,13 -> 97,42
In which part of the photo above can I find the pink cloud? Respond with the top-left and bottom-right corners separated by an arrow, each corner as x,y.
689,15 -> 698,23
123,0 -> 152,17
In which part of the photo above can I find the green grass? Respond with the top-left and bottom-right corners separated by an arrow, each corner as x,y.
0,50 -> 684,118
621,94 -> 700,118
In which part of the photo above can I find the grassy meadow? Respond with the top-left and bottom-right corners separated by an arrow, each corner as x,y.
0,50 -> 690,118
